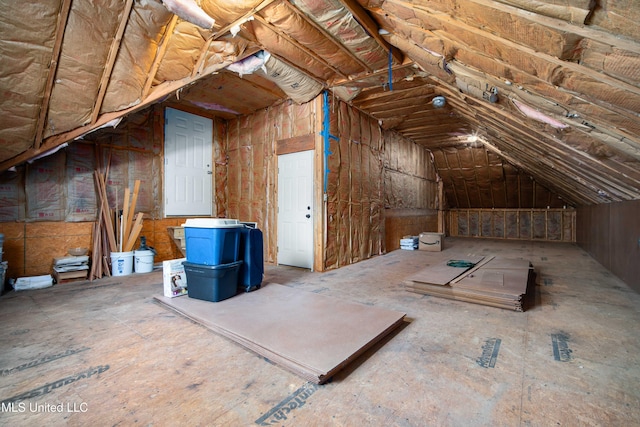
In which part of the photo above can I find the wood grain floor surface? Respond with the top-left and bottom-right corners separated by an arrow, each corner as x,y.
0,237 -> 638,426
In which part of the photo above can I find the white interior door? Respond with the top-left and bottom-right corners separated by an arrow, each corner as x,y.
277,150 -> 314,269
164,108 -> 212,216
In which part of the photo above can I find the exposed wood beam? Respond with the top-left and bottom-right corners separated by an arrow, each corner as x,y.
359,90 -> 438,106
331,62 -> 415,87
338,0 -> 403,64
464,0 -> 640,55
34,0 -> 73,149
142,15 -> 179,99
363,97 -> 434,113
91,0 -> 135,123
431,82 -> 631,203
351,84 -> 435,108
471,100 -> 640,200
372,6 -> 640,152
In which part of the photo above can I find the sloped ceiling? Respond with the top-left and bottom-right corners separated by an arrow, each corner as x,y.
0,0 -> 639,208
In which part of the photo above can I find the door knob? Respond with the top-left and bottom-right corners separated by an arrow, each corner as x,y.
306,214 -> 311,218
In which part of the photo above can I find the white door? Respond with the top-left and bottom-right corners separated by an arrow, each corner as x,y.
164,108 -> 213,216
277,150 -> 314,269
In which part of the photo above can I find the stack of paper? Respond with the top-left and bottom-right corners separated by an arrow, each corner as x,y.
53,255 -> 90,283
14,275 -> 54,291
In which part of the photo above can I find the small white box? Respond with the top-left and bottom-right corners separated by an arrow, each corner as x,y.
419,232 -> 443,251
163,258 -> 188,298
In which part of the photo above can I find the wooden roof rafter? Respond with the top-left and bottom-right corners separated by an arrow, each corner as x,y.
476,105 -> 640,201
252,14 -> 349,80
284,1 -> 372,72
142,15 -> 180,99
373,6 -> 640,153
34,0 -> 73,149
331,62 -> 417,88
91,0 -> 136,123
337,0 -> 403,64
429,81 -> 639,203
478,138 -> 589,206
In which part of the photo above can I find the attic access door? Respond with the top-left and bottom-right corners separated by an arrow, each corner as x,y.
277,150 -> 314,269
164,108 -> 213,216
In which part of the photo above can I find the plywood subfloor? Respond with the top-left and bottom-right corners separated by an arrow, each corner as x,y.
1,237 -> 639,426
154,284 -> 406,384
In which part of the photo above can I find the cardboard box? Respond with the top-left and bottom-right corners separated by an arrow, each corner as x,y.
419,232 -> 443,251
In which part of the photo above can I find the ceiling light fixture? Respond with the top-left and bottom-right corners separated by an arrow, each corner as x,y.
432,96 -> 446,108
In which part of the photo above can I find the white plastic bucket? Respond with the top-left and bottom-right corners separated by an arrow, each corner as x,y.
134,250 -> 154,273
110,251 -> 133,276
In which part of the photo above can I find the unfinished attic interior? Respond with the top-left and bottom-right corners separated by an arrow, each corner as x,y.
1,0 -> 640,424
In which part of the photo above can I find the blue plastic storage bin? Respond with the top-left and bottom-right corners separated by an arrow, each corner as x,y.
183,260 -> 242,302
183,218 -> 243,265
238,227 -> 264,291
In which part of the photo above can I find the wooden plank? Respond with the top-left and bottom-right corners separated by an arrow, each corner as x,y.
95,171 -> 117,252
34,0 -> 73,148
124,180 -> 140,245
276,134 -> 315,155
90,0 -> 135,123
120,187 -> 130,251
339,0 -> 403,64
142,15 -> 179,99
482,257 -> 532,270
124,212 -> 144,252
405,255 -> 535,311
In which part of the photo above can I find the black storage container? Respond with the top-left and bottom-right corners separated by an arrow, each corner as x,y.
183,260 -> 242,302
238,227 -> 264,291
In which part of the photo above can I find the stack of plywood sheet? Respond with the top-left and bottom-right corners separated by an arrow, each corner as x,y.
155,283 -> 406,384
405,256 -> 535,311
